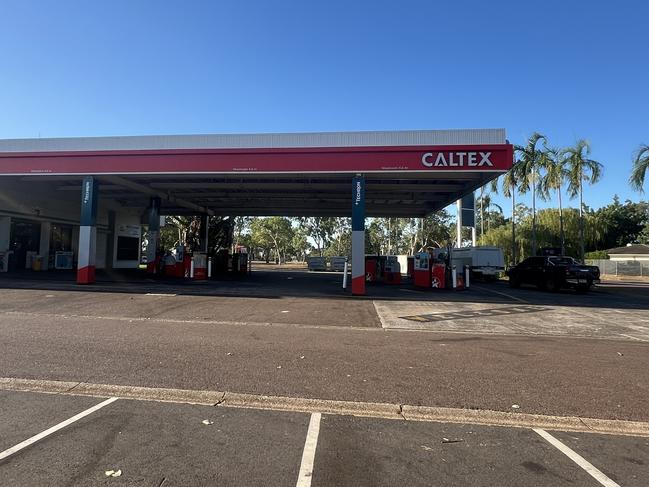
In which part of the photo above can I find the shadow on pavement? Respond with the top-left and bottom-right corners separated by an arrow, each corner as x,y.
1,266 -> 649,311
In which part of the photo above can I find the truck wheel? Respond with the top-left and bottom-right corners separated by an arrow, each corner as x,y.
545,278 -> 559,292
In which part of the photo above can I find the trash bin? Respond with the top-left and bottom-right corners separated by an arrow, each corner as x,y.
32,256 -> 43,272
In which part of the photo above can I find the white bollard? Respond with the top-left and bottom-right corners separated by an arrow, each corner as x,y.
208,257 -> 212,278
452,266 -> 457,289
190,258 -> 195,279
342,261 -> 348,289
465,265 -> 470,289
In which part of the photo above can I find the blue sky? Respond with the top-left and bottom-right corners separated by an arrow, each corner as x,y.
1,1 -> 647,215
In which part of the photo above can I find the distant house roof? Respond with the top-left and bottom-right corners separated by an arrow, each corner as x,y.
607,244 -> 649,255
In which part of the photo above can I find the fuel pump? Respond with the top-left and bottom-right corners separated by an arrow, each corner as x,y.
413,252 -> 432,288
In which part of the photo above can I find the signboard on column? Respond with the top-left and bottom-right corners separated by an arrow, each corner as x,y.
77,176 -> 98,284
460,193 -> 475,227
351,175 -> 365,295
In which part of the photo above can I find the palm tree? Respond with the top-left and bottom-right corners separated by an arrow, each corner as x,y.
490,168 -> 518,264
514,133 -> 547,256
540,146 -> 569,254
476,192 -> 503,237
629,144 -> 649,192
566,140 -> 603,262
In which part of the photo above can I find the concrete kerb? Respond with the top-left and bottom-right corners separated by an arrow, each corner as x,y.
1,377 -> 648,438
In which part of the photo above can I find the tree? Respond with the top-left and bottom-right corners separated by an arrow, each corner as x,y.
327,218 -> 351,257
629,144 -> 649,192
476,192 -> 503,236
539,146 -> 569,254
420,211 -> 455,250
250,217 -> 294,263
232,217 -> 251,251
481,208 -> 608,264
594,197 -> 649,248
297,217 -> 335,256
566,139 -> 603,262
514,132 -> 547,256
490,167 -> 519,262
289,225 -> 311,262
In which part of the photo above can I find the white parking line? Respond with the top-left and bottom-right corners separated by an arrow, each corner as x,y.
533,428 -> 620,487
0,397 -> 118,462
296,412 -> 322,487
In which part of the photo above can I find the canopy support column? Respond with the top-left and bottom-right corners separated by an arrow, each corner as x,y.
351,175 -> 365,296
77,177 -> 98,284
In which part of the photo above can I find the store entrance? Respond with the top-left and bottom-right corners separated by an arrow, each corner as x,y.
9,219 -> 41,271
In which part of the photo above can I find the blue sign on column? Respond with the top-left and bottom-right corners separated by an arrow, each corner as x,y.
80,176 -> 98,226
352,175 -> 365,231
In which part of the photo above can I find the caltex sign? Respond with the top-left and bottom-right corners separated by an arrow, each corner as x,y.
421,151 -> 493,168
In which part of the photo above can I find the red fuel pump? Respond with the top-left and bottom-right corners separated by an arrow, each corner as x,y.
413,252 -> 432,288
414,252 -> 447,289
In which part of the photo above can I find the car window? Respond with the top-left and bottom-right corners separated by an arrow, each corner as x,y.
548,257 -> 576,266
528,257 -> 545,266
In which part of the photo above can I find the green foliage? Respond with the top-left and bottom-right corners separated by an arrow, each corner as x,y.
158,215 -> 232,253
297,217 -> 336,256
250,217 -> 294,263
565,139 -> 603,198
481,207 -> 607,263
593,197 -> 649,248
323,218 -> 351,257
585,250 -> 609,259
629,144 -> 649,192
514,132 -> 546,195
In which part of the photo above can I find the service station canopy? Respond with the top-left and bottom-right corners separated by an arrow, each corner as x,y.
0,129 -> 513,217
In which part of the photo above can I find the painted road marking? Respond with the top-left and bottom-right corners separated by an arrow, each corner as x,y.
1,378 -> 648,437
398,305 -> 545,323
533,428 -> 620,487
296,412 -> 322,487
0,397 -> 118,462
144,293 -> 177,297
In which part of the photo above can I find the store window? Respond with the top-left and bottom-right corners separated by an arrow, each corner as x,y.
116,236 -> 140,261
50,224 -> 73,251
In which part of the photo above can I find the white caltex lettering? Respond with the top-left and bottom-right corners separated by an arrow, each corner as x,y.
434,153 -> 447,166
421,152 -> 434,167
479,152 -> 493,166
422,151 -> 494,168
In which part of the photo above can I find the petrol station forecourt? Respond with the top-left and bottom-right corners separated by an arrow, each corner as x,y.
0,128 -> 512,293
4,129 -> 649,486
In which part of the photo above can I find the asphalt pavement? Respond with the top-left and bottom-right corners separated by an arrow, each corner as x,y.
0,268 -> 648,485
1,390 -> 647,486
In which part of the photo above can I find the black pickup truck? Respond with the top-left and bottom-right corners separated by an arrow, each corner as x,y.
506,256 -> 600,292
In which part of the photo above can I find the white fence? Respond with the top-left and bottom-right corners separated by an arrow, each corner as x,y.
587,259 -> 649,277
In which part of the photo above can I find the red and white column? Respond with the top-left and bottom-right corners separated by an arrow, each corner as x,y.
351,175 -> 365,295
77,177 -> 98,284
